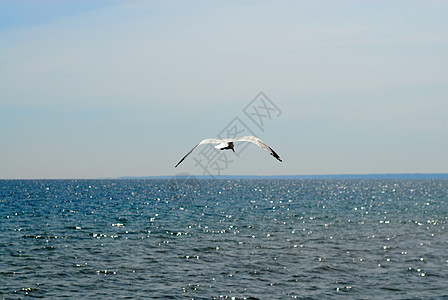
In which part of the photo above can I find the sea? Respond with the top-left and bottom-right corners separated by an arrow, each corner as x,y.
1,179 -> 447,299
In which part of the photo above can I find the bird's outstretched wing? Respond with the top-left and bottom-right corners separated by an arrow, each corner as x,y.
233,136 -> 282,162
175,139 -> 222,167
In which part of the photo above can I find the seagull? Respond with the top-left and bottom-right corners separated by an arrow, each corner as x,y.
175,136 -> 282,168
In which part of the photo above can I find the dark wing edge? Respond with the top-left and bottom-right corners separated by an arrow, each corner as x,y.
174,143 -> 200,168
174,139 -> 222,168
234,136 -> 282,162
267,146 -> 282,162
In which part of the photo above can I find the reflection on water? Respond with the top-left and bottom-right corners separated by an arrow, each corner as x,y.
1,179 -> 447,298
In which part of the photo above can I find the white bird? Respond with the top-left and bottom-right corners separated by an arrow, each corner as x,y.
175,136 -> 282,168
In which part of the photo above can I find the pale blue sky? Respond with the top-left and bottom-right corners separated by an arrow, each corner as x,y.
1,1 -> 447,179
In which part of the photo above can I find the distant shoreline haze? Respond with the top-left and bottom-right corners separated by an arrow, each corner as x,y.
2,173 -> 447,180
118,173 -> 448,180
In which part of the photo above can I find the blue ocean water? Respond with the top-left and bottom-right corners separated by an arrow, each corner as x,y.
1,179 -> 447,299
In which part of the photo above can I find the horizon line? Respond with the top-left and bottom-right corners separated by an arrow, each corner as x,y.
1,172 -> 448,180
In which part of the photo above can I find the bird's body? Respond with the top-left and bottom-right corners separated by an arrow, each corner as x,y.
175,136 -> 282,168
215,141 -> 235,151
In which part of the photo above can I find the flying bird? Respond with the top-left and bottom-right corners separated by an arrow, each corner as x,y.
175,136 -> 282,168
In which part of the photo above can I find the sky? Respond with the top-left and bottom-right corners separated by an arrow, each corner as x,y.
0,0 -> 447,179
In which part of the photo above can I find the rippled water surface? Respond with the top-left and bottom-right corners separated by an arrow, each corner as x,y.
1,179 -> 447,299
